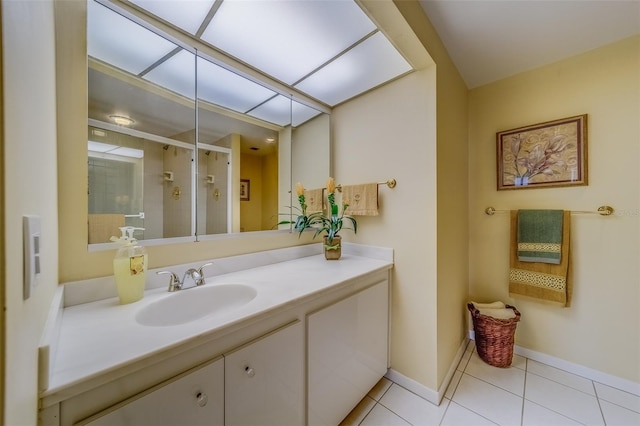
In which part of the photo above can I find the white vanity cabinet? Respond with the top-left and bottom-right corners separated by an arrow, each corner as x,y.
307,280 -> 389,426
41,250 -> 393,426
224,321 -> 304,425
79,357 -> 224,426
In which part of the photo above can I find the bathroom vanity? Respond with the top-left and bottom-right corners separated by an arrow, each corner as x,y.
39,244 -> 393,426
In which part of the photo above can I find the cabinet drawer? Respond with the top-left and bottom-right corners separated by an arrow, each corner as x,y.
77,357 -> 224,426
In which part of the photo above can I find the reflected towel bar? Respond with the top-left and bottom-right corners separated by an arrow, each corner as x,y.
298,179 -> 397,193
484,206 -> 614,216
336,179 -> 397,191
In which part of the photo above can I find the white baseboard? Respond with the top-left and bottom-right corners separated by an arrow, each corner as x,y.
468,330 -> 640,396
385,369 -> 440,405
385,338 -> 469,406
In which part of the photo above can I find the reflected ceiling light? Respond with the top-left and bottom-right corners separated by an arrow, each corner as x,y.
109,114 -> 135,126
88,140 -> 118,153
266,137 -> 275,143
88,141 -> 144,159
247,95 -> 292,127
88,0 -> 177,75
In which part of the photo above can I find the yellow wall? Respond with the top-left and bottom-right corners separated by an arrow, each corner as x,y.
334,67 -> 439,389
3,1 -> 60,424
393,0 -> 470,390
240,153 -> 263,232
261,150 -> 279,230
292,113 -> 330,190
468,35 -> 640,382
332,0 -> 469,395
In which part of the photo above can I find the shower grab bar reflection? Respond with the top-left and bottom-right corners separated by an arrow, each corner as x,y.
125,212 -> 145,219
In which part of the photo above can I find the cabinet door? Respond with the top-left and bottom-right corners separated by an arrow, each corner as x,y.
79,357 -> 224,426
225,321 -> 304,426
308,280 -> 389,426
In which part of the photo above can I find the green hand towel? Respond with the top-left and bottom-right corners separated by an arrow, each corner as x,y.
517,210 -> 564,264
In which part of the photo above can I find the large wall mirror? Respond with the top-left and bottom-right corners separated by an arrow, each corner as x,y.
86,0 -> 329,245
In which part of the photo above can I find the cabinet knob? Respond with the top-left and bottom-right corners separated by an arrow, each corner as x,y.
195,391 -> 208,407
245,366 -> 255,378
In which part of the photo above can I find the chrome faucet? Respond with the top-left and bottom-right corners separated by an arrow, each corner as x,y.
157,262 -> 213,292
182,268 -> 204,288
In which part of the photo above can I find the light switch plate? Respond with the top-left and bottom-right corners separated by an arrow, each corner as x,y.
23,215 -> 42,300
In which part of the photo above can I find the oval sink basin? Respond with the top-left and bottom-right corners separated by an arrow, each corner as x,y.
136,284 -> 257,327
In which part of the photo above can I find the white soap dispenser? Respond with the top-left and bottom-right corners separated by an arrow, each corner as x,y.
111,227 -> 148,304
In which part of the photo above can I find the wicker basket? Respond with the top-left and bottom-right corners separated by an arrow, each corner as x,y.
467,303 -> 521,368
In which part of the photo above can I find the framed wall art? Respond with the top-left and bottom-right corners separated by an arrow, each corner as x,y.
497,114 -> 588,190
240,179 -> 250,201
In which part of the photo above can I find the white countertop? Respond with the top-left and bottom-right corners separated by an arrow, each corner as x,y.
42,247 -> 392,403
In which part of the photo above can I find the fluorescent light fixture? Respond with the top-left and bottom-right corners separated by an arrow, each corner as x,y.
292,101 -> 322,127
128,0 -> 215,35
110,147 -> 144,159
88,0 -> 177,75
88,141 -> 119,153
88,141 -> 144,159
144,49 -> 196,99
200,0 -> 376,85
197,56 -> 276,112
247,95 -> 291,127
109,115 -> 135,126
294,32 -> 412,106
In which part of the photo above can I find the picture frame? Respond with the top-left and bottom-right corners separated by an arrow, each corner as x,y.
240,179 -> 250,201
497,114 -> 588,190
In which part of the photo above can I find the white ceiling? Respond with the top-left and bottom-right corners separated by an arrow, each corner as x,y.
418,0 -> 640,88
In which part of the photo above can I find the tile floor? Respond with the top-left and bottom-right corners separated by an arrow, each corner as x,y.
340,341 -> 640,426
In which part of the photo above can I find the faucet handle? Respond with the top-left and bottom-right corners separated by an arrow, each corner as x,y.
197,262 -> 214,283
157,271 -> 181,292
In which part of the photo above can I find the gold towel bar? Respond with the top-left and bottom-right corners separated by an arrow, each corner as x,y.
296,179 -> 397,193
484,206 -> 615,216
336,179 -> 397,191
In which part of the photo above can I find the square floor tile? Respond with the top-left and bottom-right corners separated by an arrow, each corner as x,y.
527,360 -> 595,395
594,382 -> 640,413
440,401 -> 497,426
525,372 -> 604,425
379,384 -> 448,425
368,377 -> 393,401
340,396 -> 377,426
465,352 -> 526,396
600,399 -> 640,425
452,374 -> 523,425
522,400 -> 582,426
361,404 -> 411,426
511,354 -> 527,370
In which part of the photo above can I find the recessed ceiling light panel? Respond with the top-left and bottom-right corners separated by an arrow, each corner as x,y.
128,0 -> 215,35
200,0 -> 376,85
197,56 -> 276,112
247,95 -> 291,127
144,49 -> 196,99
88,0 -> 177,75
294,32 -> 412,106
